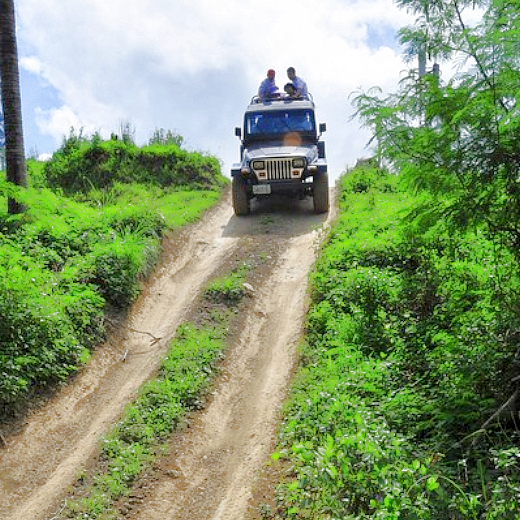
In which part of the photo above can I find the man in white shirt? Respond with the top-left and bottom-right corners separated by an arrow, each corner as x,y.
287,67 -> 309,100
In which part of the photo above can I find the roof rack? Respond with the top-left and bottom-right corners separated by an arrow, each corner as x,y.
250,92 -> 314,105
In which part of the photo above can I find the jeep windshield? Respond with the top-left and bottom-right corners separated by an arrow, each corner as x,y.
244,109 -> 317,142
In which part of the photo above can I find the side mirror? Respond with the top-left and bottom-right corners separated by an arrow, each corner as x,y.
235,127 -> 242,138
317,141 -> 326,159
319,123 -> 327,133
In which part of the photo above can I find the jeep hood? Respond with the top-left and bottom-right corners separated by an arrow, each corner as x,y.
245,143 -> 317,162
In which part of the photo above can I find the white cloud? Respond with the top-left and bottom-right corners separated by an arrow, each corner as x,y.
20,55 -> 43,75
35,105 -> 86,142
16,0 -> 418,183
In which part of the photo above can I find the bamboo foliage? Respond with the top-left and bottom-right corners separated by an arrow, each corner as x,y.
353,0 -> 520,260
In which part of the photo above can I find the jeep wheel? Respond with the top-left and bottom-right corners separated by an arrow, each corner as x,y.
232,176 -> 250,216
313,171 -> 329,213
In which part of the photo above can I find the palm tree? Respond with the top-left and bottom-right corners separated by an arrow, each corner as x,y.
0,106 -> 5,171
0,0 -> 27,214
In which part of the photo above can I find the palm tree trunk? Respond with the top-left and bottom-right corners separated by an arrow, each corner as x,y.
0,0 -> 27,214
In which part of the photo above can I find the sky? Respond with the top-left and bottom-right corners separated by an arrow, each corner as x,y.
7,0 -> 420,184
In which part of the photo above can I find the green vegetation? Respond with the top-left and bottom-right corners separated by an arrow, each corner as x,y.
44,129 -> 224,195
60,264 -> 251,519
0,132 -> 227,418
354,0 -> 520,265
268,2 -> 520,508
267,169 -> 520,517
3,2 -> 520,517
259,3 -> 519,514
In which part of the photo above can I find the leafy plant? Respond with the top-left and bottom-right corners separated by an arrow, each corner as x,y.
353,0 -> 520,263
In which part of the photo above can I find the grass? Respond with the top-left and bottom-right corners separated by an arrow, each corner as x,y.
263,167 -> 520,519
0,143 -> 227,419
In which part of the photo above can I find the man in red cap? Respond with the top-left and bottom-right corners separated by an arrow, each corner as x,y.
258,69 -> 280,101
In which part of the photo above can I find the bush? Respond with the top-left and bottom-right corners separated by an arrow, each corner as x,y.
89,235 -> 157,308
44,132 -> 227,195
0,245 -> 104,410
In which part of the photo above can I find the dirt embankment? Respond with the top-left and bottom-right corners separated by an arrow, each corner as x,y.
0,191 -> 333,520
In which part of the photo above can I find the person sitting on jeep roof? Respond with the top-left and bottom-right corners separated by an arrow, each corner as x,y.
258,69 -> 280,101
283,82 -> 301,98
287,67 -> 309,100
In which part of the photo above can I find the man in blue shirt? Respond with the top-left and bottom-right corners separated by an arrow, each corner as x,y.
287,67 -> 309,100
258,69 -> 280,101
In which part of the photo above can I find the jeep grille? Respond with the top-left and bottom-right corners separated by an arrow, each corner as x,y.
261,159 -> 292,180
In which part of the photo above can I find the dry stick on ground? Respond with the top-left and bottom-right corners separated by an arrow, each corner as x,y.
128,327 -> 162,345
122,328 -> 163,361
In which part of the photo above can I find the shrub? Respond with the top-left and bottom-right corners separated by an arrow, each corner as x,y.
44,132 -> 227,194
0,245 -> 104,410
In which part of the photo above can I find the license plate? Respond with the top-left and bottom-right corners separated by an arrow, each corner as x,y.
253,184 -> 271,195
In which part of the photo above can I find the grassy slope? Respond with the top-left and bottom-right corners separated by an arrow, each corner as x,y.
269,167 -> 520,520
0,141 -> 228,419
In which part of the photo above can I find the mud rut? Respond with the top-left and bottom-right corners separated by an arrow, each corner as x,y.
0,190 -> 333,520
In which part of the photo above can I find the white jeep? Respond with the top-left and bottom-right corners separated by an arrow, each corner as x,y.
231,95 -> 329,215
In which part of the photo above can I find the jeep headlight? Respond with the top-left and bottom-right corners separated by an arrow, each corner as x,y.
251,160 -> 265,170
292,158 -> 305,168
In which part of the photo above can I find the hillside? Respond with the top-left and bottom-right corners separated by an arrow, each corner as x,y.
0,132 -> 227,424
0,131 -> 519,519
259,166 -> 520,519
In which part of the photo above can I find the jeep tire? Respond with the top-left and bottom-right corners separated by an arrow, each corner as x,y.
313,171 -> 329,213
232,175 -> 250,216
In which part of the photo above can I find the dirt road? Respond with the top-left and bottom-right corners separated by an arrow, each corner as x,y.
0,190 -> 332,520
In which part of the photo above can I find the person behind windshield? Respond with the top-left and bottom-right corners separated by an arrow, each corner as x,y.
258,69 -> 280,101
290,112 -> 312,131
287,67 -> 309,100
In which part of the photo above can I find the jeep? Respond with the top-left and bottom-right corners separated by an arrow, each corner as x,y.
231,95 -> 329,215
